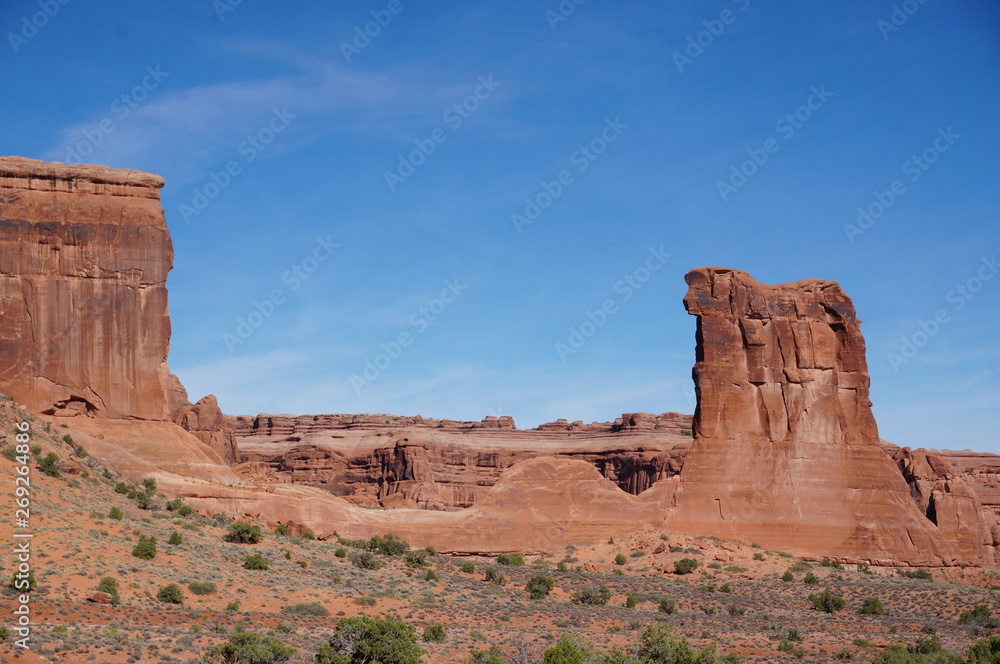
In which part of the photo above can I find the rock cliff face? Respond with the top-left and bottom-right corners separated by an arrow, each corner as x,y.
0,156 -> 234,459
666,267 -> 995,565
0,157 -> 173,419
235,412 -> 692,509
889,446 -> 999,561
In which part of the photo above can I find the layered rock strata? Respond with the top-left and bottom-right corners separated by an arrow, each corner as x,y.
0,157 -> 173,419
236,415 -> 692,509
665,267 -> 996,564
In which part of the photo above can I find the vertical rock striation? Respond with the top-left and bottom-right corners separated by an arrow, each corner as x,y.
0,157 -> 173,419
0,156 -> 234,465
667,267 -> 988,564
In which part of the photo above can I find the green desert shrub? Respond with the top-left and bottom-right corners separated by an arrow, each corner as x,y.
156,583 -> 184,604
368,533 -> 408,556
658,597 -> 677,614
898,569 -> 933,581
188,581 -> 217,596
809,590 -> 846,613
821,557 -> 844,570
38,452 -> 60,477
460,561 -> 475,573
614,553 -> 627,565
803,572 -> 819,584
540,634 -> 592,664
9,570 -> 36,592
960,605 -> 1000,628
243,553 -> 269,570
203,630 -> 295,664
132,491 -> 153,510
525,575 -> 555,600
781,570 -> 794,582
224,522 -> 264,544
422,623 -> 446,643
315,616 -> 423,664
467,647 -> 507,664
350,551 -> 381,570
858,597 -> 886,616
281,601 -> 329,617
405,550 -> 430,568
968,636 -> 1000,663
132,535 -> 157,560
166,498 -> 195,517
674,558 -> 699,575
496,553 -> 524,567
636,623 -> 739,663
572,585 -> 611,606
168,531 -> 183,545
97,577 -> 121,605
108,506 -> 123,520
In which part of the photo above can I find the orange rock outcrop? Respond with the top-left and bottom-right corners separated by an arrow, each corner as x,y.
235,415 -> 691,509
0,156 -> 234,460
665,267 -> 996,564
0,157 -> 173,419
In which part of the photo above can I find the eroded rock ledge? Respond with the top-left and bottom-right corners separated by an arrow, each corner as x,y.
234,411 -> 693,509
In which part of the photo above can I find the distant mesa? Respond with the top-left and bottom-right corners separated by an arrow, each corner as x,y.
0,155 -> 996,565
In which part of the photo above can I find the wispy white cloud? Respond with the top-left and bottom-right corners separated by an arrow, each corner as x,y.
43,58 -> 503,182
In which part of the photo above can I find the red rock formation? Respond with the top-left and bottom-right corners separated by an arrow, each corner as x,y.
162,456 -> 678,554
925,449 -> 1000,523
166,373 -> 238,464
0,157 -> 173,419
666,267 -> 987,565
890,446 -> 999,561
235,413 -> 691,509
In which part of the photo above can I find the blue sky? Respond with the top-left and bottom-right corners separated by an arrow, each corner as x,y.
3,0 -> 998,451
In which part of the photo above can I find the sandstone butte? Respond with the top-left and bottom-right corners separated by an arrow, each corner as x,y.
1,155 -> 997,565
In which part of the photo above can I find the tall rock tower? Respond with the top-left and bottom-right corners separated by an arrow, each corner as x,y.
666,267 -> 986,564
0,156 -> 173,419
